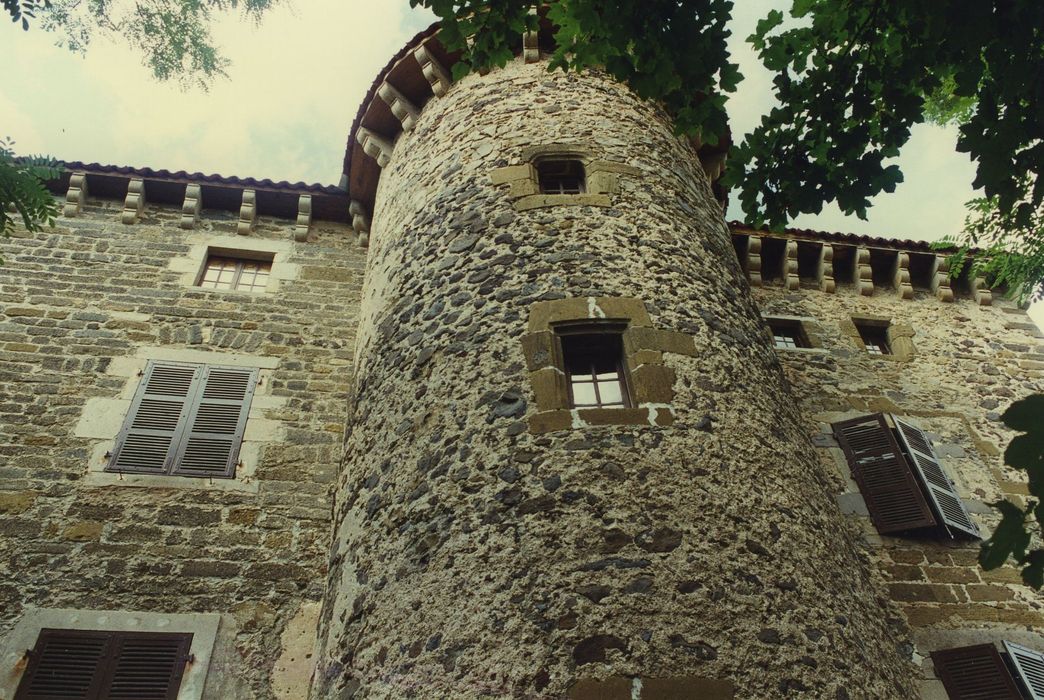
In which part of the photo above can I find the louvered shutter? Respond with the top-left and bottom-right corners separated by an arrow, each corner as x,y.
15,629 -> 112,700
832,414 -> 938,534
100,632 -> 193,700
932,644 -> 1022,699
1005,641 -> 1044,699
170,365 -> 257,478
892,416 -> 980,539
107,362 -> 202,475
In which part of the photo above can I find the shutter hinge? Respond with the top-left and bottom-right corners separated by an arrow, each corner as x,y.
137,368 -> 144,376
104,451 -> 112,459
183,653 -> 196,664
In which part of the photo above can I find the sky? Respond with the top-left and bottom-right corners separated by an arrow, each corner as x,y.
1,0 -> 1038,323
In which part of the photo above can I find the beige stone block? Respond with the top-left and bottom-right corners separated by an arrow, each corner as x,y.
63,521 -> 103,541
631,364 -> 676,404
490,164 -> 534,185
569,677 -> 631,699
641,677 -> 735,699
530,367 -> 567,411
272,601 -> 321,700
0,492 -> 37,514
528,410 -> 572,434
513,193 -> 611,211
625,349 -> 663,370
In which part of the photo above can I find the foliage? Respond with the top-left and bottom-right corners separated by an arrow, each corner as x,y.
0,138 -> 59,262
979,396 -> 1044,589
409,0 -> 741,144
7,0 -> 278,87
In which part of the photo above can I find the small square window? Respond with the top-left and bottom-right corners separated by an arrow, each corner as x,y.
198,254 -> 272,292
537,160 -> 586,195
766,318 -> 810,349
557,326 -> 630,409
855,320 -> 891,354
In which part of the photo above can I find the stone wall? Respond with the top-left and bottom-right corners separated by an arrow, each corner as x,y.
315,59 -> 918,698
0,195 -> 363,698
753,281 -> 1044,697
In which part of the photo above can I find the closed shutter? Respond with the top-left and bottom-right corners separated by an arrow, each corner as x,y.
832,413 -> 937,534
1004,641 -> 1044,699
15,629 -> 111,699
931,644 -> 1022,699
101,632 -> 193,700
170,365 -> 257,479
108,362 -> 202,474
15,630 -> 192,700
892,416 -> 980,539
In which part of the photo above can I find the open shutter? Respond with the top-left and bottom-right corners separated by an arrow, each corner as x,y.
107,362 -> 202,475
892,416 -> 980,539
932,644 -> 1022,699
832,414 -> 937,534
101,632 -> 193,700
1004,641 -> 1044,699
170,365 -> 257,478
15,629 -> 112,700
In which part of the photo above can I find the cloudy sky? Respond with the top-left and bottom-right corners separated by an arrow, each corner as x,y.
2,1 -> 1037,322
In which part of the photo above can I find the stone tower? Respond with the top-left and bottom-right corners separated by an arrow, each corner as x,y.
314,27 -> 917,698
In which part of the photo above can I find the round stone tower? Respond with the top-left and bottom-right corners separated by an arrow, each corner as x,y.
314,28 -> 917,699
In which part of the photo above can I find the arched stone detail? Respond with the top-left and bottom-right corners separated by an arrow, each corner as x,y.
856,246 -> 874,296
63,172 -> 89,217
931,255 -> 955,302
237,189 -> 257,236
179,184 -> 201,230
894,251 -> 913,300
818,243 -> 836,293
747,235 -> 764,287
120,178 -> 145,225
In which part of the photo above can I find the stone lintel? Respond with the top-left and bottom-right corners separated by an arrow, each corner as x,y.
514,193 -> 611,211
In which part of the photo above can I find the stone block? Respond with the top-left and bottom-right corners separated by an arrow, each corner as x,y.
631,364 -> 676,404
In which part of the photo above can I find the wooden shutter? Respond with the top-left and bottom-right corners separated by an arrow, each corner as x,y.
1005,641 -> 1044,699
108,362 -> 202,474
892,416 -> 980,539
15,629 -> 192,700
101,632 -> 193,700
15,629 -> 112,699
170,365 -> 257,478
932,644 -> 1022,699
832,414 -> 938,534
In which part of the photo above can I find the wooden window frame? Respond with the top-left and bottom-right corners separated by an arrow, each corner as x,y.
854,319 -> 891,355
556,323 -> 632,409
196,251 -> 274,292
766,318 -> 811,349
15,628 -> 193,700
105,360 -> 258,479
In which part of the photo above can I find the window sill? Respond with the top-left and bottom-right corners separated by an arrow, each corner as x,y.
513,193 -> 611,211
775,346 -> 830,355
81,470 -> 259,494
528,405 -> 675,434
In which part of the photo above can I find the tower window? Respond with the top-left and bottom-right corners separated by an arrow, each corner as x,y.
558,326 -> 629,408
855,320 -> 891,354
198,254 -> 272,292
766,318 -> 810,349
537,160 -> 586,194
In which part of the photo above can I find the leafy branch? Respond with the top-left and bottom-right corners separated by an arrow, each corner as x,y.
0,138 -> 60,262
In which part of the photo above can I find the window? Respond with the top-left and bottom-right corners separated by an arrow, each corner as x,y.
932,642 -> 1044,699
197,254 -> 272,292
766,318 -> 810,349
15,629 -> 192,700
831,413 -> 979,538
855,319 -> 891,354
558,325 -> 630,409
106,361 -> 258,479
537,160 -> 585,194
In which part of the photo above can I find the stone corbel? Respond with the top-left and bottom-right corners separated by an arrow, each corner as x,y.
784,239 -> 800,290
974,277 -> 993,306
179,184 -> 201,230
377,83 -> 421,132
350,200 -> 371,248
894,251 -> 913,300
818,244 -> 836,293
238,189 -> 257,235
747,236 -> 763,287
930,255 -> 954,302
357,127 -> 393,168
856,247 -> 874,296
63,172 -> 89,217
294,195 -> 312,242
120,178 -> 145,225
523,29 -> 539,63
414,44 -> 451,97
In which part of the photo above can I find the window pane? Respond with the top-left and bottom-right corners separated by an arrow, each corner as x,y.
571,382 -> 598,406
598,380 -> 624,405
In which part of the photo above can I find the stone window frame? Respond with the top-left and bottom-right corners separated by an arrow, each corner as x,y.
74,346 -> 286,493
490,144 -> 639,212
557,322 -> 632,408
521,297 -> 697,434
762,314 -> 828,353
0,608 -> 220,700
841,314 -> 916,361
168,234 -> 301,295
